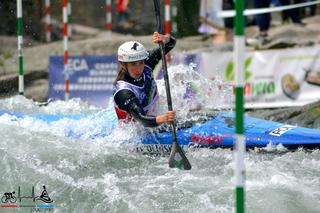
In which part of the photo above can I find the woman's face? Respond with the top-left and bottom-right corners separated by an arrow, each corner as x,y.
126,60 -> 145,79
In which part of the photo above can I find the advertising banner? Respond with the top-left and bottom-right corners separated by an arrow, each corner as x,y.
48,55 -> 118,107
173,46 -> 320,108
48,47 -> 320,108
242,46 -> 320,108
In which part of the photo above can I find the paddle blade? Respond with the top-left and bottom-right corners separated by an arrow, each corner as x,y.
169,141 -> 192,170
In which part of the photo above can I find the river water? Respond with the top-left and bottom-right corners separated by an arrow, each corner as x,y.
0,65 -> 319,212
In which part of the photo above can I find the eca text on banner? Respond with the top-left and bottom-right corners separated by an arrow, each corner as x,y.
48,55 -> 119,107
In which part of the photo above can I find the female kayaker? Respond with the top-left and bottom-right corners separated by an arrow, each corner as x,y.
113,32 -> 176,127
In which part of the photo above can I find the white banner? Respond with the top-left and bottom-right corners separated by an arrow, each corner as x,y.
173,46 -> 320,108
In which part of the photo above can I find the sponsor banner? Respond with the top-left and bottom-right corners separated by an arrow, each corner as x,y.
173,46 -> 320,108
48,47 -> 320,108
48,55 -> 119,107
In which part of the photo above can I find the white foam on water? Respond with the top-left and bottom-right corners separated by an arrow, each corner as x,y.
0,95 -> 99,114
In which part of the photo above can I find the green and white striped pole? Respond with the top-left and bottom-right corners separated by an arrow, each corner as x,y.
234,0 -> 246,213
171,0 -> 177,35
17,0 -> 24,95
68,2 -> 72,38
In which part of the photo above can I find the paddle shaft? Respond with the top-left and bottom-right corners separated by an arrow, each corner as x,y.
153,0 -> 177,142
158,42 -> 178,142
153,0 -> 191,170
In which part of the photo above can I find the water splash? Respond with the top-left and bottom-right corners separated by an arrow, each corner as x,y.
0,95 -> 99,114
155,64 -> 233,122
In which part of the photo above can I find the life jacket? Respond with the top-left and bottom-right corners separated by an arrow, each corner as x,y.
113,65 -> 159,121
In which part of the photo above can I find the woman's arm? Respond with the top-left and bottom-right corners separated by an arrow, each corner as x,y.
145,33 -> 176,70
114,90 -> 175,127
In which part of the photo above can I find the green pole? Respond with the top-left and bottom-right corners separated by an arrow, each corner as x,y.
171,0 -> 178,35
234,0 -> 245,213
68,2 -> 72,38
17,0 -> 24,95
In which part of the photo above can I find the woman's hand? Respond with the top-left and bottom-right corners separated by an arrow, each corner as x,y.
156,111 -> 176,125
152,32 -> 170,44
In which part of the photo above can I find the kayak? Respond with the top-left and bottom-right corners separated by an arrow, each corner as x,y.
0,110 -> 319,153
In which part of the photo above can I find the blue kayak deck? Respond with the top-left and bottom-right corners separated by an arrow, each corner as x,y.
143,112 -> 320,150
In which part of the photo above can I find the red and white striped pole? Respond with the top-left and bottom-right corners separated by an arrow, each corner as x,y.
164,0 -> 171,63
63,0 -> 69,100
105,0 -> 112,32
44,0 -> 51,42
165,0 -> 171,35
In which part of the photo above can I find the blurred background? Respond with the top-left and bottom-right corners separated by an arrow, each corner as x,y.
0,0 -> 202,40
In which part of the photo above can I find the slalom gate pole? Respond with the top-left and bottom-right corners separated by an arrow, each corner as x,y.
171,0 -> 177,34
63,0 -> 69,100
234,0 -> 246,213
68,1 -> 72,38
17,0 -> 24,95
165,0 -> 170,35
44,0 -> 51,42
164,0 -> 171,63
105,0 -> 112,32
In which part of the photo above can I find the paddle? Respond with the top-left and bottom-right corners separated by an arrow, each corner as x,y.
153,0 -> 191,170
